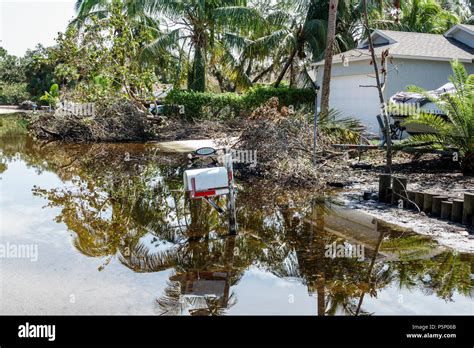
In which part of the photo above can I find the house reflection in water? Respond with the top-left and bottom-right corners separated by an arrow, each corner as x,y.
170,270 -> 231,316
156,232 -> 238,316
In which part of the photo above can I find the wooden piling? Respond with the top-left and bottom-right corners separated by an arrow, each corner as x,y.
378,174 -> 391,203
423,193 -> 435,214
391,177 -> 407,206
462,193 -> 474,226
406,190 -> 416,210
440,201 -> 452,220
451,200 -> 463,223
414,192 -> 424,212
386,188 -> 392,203
432,196 -> 448,217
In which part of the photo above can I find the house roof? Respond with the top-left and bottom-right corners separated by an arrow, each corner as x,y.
450,24 -> 474,34
312,26 -> 474,66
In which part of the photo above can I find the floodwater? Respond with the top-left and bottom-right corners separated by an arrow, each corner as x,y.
0,115 -> 472,315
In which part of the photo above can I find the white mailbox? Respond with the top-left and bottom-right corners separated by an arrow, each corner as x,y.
184,167 -> 229,198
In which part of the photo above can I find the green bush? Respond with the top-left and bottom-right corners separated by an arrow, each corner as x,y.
39,83 -> 60,107
0,83 -> 30,105
241,85 -> 315,111
164,85 -> 315,119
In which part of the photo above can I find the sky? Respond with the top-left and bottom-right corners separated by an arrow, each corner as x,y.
0,0 -> 76,57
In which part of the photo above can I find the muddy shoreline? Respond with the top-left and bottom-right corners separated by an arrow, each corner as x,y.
334,153 -> 473,253
161,125 -> 474,252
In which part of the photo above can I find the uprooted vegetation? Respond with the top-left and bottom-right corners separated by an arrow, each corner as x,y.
27,99 -> 245,142
25,94 -> 367,188
29,99 -> 151,142
233,97 -> 363,187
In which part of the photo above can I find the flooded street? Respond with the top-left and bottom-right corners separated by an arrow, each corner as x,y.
0,116 -> 472,315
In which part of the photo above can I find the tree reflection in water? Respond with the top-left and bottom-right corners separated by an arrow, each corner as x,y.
0,122 -> 471,315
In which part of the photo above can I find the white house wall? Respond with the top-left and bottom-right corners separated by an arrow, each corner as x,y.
315,58 -> 474,133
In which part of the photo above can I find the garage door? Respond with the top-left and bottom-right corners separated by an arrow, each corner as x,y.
328,74 -> 381,133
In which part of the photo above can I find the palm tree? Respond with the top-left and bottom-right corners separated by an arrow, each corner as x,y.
399,60 -> 474,175
257,0 -> 362,89
73,0 -> 163,34
271,1 -> 328,87
469,1 -> 474,23
142,0 -> 263,92
208,2 -> 296,90
70,0 -> 174,104
373,0 -> 460,33
73,0 -> 261,92
73,0 -> 169,22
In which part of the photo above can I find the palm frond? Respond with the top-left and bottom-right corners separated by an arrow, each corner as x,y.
318,110 -> 364,144
265,10 -> 292,28
141,29 -> 181,60
144,0 -> 187,20
397,133 -> 448,149
155,280 -> 185,315
119,242 -> 177,273
222,32 -> 252,52
402,113 -> 453,134
74,0 -> 109,21
244,29 -> 289,59
213,6 -> 264,33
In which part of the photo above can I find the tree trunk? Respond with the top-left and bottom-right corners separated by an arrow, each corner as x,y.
355,226 -> 385,315
274,46 -> 298,88
252,63 -> 274,84
319,0 -> 339,120
215,69 -> 226,93
362,0 -> 392,173
393,0 -> 401,23
245,58 -> 253,77
289,61 -> 295,87
189,45 -> 206,92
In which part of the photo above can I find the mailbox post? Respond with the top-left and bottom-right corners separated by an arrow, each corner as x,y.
183,148 -> 237,235
224,152 -> 237,235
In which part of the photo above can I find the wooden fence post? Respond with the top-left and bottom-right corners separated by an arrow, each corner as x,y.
423,193 -> 435,214
432,196 -> 448,217
440,201 -> 452,220
386,188 -> 392,204
406,190 -> 416,210
452,200 -> 464,223
414,192 -> 424,212
378,174 -> 391,203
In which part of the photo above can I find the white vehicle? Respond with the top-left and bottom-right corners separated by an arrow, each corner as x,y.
388,83 -> 455,135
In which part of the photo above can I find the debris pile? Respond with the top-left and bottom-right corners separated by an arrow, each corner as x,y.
29,99 -> 150,142
235,97 -> 328,187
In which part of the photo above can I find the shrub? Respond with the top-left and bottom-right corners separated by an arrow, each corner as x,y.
39,83 -> 60,107
164,85 -> 315,119
241,85 -> 315,111
0,83 -> 30,105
